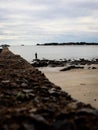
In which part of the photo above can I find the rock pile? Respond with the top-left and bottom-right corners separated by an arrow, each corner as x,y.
32,59 -> 98,69
0,48 -> 98,130
60,65 -> 84,71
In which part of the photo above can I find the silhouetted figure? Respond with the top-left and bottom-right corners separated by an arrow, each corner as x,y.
0,47 -> 3,53
35,52 -> 38,59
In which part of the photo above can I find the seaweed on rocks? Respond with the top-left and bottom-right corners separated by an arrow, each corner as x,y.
32,58 -> 98,69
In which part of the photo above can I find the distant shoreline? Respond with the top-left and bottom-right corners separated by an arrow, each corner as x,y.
37,42 -> 98,46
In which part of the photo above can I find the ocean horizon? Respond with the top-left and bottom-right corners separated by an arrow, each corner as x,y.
9,45 -> 98,63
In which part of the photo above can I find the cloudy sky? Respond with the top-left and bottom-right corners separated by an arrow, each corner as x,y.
0,0 -> 98,45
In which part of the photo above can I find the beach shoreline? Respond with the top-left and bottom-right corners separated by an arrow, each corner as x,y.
39,67 -> 98,109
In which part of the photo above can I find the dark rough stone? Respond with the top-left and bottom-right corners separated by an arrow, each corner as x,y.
60,65 -> 84,71
53,120 -> 75,130
0,48 -> 98,130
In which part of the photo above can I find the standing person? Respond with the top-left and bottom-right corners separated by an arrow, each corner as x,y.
35,52 -> 38,60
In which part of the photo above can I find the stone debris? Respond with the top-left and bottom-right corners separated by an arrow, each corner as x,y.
32,58 -> 98,68
60,65 -> 84,71
0,48 -> 98,130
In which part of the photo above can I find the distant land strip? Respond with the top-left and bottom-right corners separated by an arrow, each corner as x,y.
37,42 -> 98,46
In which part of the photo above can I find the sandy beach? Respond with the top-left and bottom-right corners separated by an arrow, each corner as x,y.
39,67 -> 98,109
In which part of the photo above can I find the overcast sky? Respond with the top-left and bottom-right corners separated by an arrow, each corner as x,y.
0,0 -> 98,45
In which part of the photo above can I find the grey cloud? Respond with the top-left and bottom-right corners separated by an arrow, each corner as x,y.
43,1 -> 98,19
0,0 -> 98,45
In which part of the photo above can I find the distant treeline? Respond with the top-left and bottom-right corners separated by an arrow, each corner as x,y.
37,42 -> 98,46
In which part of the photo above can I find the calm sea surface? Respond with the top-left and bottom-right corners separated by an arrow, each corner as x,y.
9,45 -> 98,63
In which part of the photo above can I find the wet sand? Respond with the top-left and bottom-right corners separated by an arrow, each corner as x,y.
39,67 -> 98,109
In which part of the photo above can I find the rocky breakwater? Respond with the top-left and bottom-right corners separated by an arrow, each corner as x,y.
32,58 -> 98,70
0,48 -> 98,130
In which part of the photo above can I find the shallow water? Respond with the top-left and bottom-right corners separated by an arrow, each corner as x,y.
9,45 -> 98,63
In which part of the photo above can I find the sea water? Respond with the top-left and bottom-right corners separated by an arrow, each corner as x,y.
9,45 -> 98,63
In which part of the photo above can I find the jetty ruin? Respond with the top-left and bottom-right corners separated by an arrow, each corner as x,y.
0,48 -> 98,130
